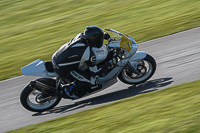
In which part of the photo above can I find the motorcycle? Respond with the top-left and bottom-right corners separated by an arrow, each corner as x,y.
20,29 -> 156,112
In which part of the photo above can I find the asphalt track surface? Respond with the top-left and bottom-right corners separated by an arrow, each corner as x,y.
1,27 -> 200,132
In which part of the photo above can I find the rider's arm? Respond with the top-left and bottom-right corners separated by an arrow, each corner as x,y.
86,48 -> 116,77
85,49 -> 100,77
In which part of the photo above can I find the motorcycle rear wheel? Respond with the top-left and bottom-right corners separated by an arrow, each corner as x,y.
118,54 -> 156,85
20,78 -> 61,112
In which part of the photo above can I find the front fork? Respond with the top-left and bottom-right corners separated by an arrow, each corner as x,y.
128,51 -> 147,74
127,62 -> 140,75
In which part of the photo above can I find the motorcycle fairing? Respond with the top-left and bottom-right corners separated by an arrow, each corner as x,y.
105,29 -> 138,58
21,59 -> 57,77
120,34 -> 133,52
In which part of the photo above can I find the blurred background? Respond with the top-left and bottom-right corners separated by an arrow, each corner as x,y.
0,0 -> 200,80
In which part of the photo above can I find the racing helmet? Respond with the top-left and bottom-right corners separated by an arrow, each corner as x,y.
84,26 -> 104,48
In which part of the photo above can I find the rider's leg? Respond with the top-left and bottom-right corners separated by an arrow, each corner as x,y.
60,70 -> 99,98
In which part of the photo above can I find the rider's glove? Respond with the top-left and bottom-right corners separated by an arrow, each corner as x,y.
109,56 -> 118,67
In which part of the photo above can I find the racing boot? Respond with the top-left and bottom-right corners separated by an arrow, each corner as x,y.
63,84 -> 79,99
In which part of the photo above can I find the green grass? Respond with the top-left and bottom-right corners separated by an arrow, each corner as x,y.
1,0 -> 200,80
7,79 -> 200,133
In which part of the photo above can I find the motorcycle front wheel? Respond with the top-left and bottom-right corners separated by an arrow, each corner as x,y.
20,78 -> 62,112
118,54 -> 156,85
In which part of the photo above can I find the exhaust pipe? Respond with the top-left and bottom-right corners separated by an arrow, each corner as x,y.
30,81 -> 55,93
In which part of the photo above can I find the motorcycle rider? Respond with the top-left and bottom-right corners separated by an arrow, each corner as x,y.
52,26 -> 118,99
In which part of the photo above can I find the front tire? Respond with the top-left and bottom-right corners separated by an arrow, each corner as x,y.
20,78 -> 61,112
118,54 -> 156,85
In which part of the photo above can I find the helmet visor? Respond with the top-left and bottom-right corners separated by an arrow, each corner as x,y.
95,33 -> 104,48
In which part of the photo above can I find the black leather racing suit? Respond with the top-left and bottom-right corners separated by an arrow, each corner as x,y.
52,33 -> 112,96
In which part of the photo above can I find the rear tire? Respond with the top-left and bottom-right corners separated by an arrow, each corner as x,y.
118,54 -> 156,85
20,78 -> 61,112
